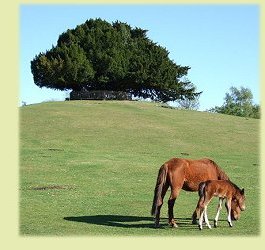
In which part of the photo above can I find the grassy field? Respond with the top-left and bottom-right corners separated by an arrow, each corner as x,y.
19,100 -> 260,236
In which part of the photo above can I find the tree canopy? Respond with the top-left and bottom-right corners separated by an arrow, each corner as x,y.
209,86 -> 260,119
31,18 -> 201,102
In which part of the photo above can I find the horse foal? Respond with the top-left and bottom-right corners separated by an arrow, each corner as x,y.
197,180 -> 245,230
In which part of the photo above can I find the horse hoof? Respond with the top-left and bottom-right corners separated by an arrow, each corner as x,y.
170,223 -> 178,228
228,222 -> 233,227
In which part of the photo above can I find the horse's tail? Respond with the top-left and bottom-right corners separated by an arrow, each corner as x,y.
151,164 -> 168,217
198,181 -> 206,199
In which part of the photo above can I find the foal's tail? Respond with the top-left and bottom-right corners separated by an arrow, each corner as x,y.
198,181 -> 207,200
151,164 -> 168,217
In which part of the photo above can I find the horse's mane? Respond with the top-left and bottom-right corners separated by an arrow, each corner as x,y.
229,180 -> 241,192
208,159 -> 242,193
208,159 -> 230,181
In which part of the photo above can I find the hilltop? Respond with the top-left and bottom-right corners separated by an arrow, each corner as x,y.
20,100 -> 259,236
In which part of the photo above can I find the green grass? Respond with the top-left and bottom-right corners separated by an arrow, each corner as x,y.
19,100 -> 260,236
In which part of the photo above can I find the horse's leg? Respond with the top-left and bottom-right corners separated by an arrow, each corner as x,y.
198,195 -> 212,230
154,183 -> 169,228
191,209 -> 198,224
168,188 -> 181,228
198,208 -> 205,230
204,205 -> 212,229
192,196 -> 205,224
192,204 -> 200,224
214,198 -> 223,228
192,181 -> 207,224
226,198 -> 233,227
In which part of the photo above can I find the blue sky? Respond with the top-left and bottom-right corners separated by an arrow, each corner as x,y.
20,4 -> 260,110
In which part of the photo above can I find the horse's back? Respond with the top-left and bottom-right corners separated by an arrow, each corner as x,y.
164,157 -> 187,170
165,158 -> 222,192
167,158 -> 217,173
164,158 -> 218,174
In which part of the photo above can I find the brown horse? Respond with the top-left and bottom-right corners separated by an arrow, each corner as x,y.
197,180 -> 245,230
151,158 -> 241,228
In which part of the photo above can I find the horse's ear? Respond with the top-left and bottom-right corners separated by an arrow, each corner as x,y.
241,188 -> 245,195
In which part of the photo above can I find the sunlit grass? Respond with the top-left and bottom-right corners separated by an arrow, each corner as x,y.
20,100 -> 259,236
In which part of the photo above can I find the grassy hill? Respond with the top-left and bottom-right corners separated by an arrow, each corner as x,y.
19,100 -> 260,236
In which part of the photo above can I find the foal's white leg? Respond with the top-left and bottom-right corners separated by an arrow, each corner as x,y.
199,209 -> 205,230
204,206 -> 212,229
214,198 -> 223,228
226,199 -> 233,227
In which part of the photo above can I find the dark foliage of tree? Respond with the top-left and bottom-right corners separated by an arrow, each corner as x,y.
31,18 -> 201,102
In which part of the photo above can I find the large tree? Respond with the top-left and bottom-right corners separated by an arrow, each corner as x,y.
31,18 -> 201,102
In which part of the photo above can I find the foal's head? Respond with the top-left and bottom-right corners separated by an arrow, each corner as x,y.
230,200 -> 242,220
231,188 -> 245,220
237,188 -> 246,211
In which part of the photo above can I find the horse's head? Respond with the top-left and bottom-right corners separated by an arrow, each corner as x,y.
230,188 -> 246,220
237,188 -> 246,211
230,200 -> 242,220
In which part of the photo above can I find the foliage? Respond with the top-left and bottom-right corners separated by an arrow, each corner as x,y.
31,18 -> 201,102
176,80 -> 200,110
209,86 -> 260,119
177,95 -> 200,110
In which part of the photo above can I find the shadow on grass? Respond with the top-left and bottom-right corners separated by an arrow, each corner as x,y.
63,215 -> 198,229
